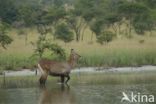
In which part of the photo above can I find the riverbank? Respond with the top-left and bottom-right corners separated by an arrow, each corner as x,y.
0,65 -> 156,77
0,66 -> 156,88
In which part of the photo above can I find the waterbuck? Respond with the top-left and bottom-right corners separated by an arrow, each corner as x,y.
38,49 -> 81,85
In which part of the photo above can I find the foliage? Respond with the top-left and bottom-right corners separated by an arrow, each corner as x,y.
43,6 -> 66,25
105,13 -> 121,25
117,1 -> 155,36
55,23 -> 74,43
0,0 -> 18,24
66,10 -> 87,41
17,3 -> 42,26
97,31 -> 116,44
0,0 -> 156,40
0,22 -> 13,49
90,19 -> 104,36
33,34 -> 66,60
136,0 -> 156,9
133,15 -> 154,34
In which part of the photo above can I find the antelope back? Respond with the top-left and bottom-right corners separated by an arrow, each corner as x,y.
38,59 -> 71,74
38,49 -> 81,74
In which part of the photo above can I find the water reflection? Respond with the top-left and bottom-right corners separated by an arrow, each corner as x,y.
38,85 -> 75,104
0,84 -> 156,104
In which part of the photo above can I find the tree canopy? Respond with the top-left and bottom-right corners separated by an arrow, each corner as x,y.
0,0 -> 156,45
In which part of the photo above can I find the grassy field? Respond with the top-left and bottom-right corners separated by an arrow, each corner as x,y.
0,28 -> 156,70
0,71 -> 156,88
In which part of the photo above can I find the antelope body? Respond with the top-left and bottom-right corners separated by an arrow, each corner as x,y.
38,49 -> 81,85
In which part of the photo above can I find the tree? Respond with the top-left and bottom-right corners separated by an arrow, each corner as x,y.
134,0 -> 156,35
89,19 -> 105,36
34,39 -> 66,60
136,0 -> 156,9
104,13 -> 122,35
73,0 -> 104,41
132,14 -> 154,35
42,6 -> 67,39
118,1 -> 152,37
18,4 -> 42,27
66,10 -> 87,42
0,21 -> 13,49
97,31 -> 116,44
75,0 -> 99,22
0,0 -> 18,24
55,23 -> 74,43
75,0 -> 123,41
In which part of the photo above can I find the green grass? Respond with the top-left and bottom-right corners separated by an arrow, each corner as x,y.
0,54 -> 37,71
0,49 -> 155,71
0,28 -> 156,70
79,50 -> 156,67
0,72 -> 156,88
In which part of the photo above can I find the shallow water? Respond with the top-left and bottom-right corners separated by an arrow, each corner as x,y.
0,83 -> 156,104
2,65 -> 156,77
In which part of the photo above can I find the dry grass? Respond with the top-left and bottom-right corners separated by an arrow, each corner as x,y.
2,28 -> 156,54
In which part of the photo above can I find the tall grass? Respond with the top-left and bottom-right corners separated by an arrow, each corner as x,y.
0,29 -> 156,70
0,49 -> 155,70
79,50 -> 156,67
0,54 -> 37,71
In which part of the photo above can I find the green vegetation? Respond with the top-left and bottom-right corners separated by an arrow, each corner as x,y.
0,54 -> 36,71
0,22 -> 13,49
96,31 -> 116,44
0,32 -> 156,70
0,0 -> 156,70
55,23 -> 74,43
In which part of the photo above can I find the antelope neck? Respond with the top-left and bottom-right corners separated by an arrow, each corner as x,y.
68,56 -> 76,68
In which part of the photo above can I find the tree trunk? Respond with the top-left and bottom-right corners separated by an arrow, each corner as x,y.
25,34 -> 28,45
81,24 -> 87,41
81,31 -> 84,41
128,19 -> 132,38
91,32 -> 94,41
76,33 -> 79,42
112,24 -> 117,35
75,30 -> 80,42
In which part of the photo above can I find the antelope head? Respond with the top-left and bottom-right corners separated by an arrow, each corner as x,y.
68,49 -> 81,68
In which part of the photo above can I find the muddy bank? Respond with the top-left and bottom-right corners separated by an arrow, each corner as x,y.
0,65 -> 156,77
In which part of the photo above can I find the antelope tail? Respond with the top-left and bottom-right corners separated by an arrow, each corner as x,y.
38,64 -> 45,75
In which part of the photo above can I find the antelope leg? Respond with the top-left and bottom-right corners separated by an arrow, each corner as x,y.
39,74 -> 48,85
61,75 -> 65,83
65,75 -> 70,83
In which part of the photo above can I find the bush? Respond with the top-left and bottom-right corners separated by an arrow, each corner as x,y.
97,31 -> 116,44
55,23 -> 74,43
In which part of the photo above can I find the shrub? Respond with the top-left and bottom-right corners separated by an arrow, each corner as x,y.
55,23 -> 74,43
97,31 -> 116,44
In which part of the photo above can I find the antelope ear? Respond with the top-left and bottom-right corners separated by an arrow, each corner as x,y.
71,49 -> 74,52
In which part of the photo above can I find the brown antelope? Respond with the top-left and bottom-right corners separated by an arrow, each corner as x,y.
38,49 -> 81,85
